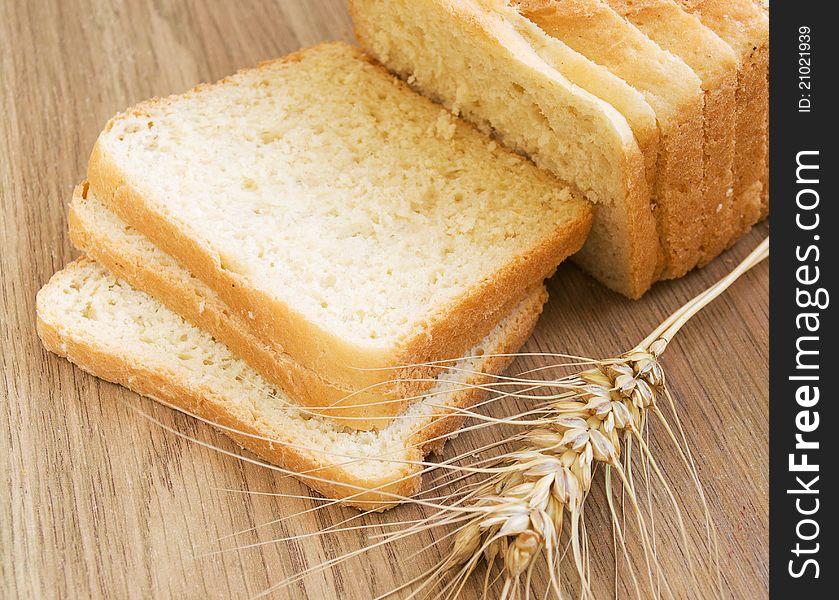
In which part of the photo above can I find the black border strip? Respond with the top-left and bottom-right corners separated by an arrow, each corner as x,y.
769,3 -> 837,597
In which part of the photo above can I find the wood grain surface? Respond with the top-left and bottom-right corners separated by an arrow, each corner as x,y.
0,1 -> 768,598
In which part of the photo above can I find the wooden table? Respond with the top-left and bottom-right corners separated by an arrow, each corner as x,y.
0,1 -> 768,598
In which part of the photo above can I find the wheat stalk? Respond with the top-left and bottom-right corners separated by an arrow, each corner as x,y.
410,349 -> 664,599
399,237 -> 769,599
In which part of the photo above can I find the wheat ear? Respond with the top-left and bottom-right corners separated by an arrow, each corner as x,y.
416,238 -> 768,598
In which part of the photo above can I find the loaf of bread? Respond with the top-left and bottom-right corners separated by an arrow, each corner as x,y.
36,259 -> 546,509
678,0 -> 769,230
516,0 -> 706,279
604,0 -> 739,266
352,0 -> 771,294
85,42 -> 592,418
36,3 -> 771,510
351,0 -> 661,298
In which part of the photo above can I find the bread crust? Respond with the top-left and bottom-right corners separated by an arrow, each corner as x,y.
736,39 -> 769,227
69,183 -> 545,429
86,42 -> 592,414
678,0 -> 769,234
350,0 -> 660,298
36,259 -> 544,510
604,0 -> 740,265
695,71 -> 739,264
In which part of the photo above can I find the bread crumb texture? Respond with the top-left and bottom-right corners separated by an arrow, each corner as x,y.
98,42 -> 586,347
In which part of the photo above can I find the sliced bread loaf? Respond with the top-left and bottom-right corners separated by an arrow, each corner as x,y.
68,183 -> 539,429
515,0 -> 707,279
36,259 -> 545,509
350,0 -> 662,299
86,42 -> 592,413
604,0 -> 740,265
678,0 -> 769,230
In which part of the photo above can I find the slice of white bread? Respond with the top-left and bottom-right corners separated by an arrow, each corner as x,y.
678,0 -> 769,230
36,259 -> 546,509
604,0 -> 740,266
493,5 -> 661,190
69,183 -> 532,430
515,0 -> 706,279
67,184 -> 393,430
86,42 -> 593,414
350,0 -> 661,299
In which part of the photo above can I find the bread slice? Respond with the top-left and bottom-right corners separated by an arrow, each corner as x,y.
69,183 -> 531,430
86,42 -> 592,415
515,0 -> 706,279
350,0 -> 661,298
603,0 -> 739,266
36,259 -> 546,509
495,6 -> 661,190
67,184 -> 387,430
678,0 -> 769,230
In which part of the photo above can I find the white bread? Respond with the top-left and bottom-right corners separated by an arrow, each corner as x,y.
492,4 -> 661,187
350,0 -> 661,298
36,259 -> 546,510
68,183 -> 539,430
678,0 -> 769,231
604,0 -> 740,266
86,42 -> 592,414
515,0 -> 707,279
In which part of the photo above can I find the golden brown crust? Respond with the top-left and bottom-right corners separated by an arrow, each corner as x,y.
738,41 -> 769,227
677,0 -> 769,236
603,0 -> 740,266
634,88 -> 706,282
695,72 -> 739,264
36,259 -> 544,510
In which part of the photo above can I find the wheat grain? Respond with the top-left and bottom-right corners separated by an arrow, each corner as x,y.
419,347 -> 663,598
406,238 -> 768,599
